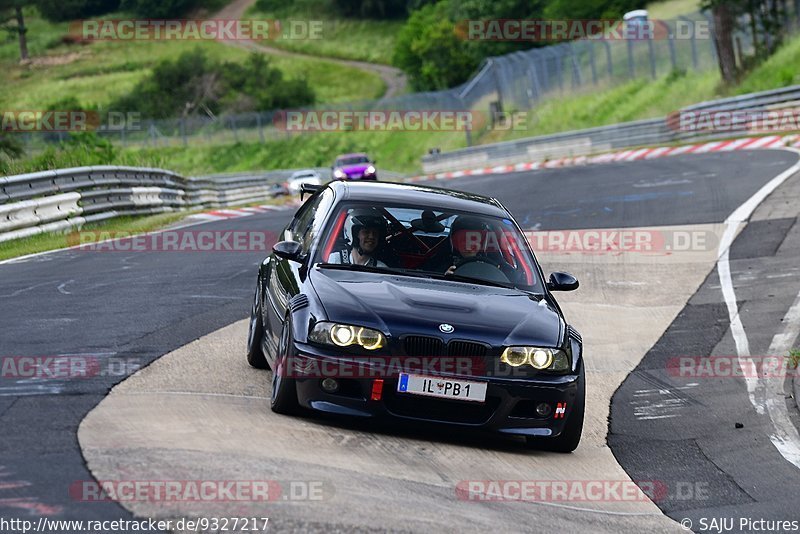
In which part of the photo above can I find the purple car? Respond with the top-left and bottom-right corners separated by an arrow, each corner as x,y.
332,153 -> 377,181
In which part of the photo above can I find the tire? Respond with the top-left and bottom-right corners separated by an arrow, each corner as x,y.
270,315 -> 299,415
246,281 -> 270,369
526,367 -> 585,453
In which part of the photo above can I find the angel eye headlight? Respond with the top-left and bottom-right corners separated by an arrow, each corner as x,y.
309,322 -> 385,350
501,347 -> 529,367
501,347 -> 570,371
331,324 -> 355,346
530,349 -> 553,369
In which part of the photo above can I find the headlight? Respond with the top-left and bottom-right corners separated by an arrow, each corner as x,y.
365,165 -> 376,174
309,322 -> 385,351
333,169 -> 346,179
500,347 -> 570,371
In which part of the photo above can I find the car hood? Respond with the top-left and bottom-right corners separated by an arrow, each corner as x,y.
310,268 -> 563,347
338,164 -> 370,175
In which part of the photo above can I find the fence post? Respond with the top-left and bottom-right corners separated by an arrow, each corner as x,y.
627,40 -> 635,78
647,37 -> 657,78
257,113 -> 265,143
602,40 -> 613,79
588,42 -> 598,85
230,116 -> 239,143
569,42 -> 581,88
667,32 -> 678,71
180,117 -> 187,147
680,17 -> 699,69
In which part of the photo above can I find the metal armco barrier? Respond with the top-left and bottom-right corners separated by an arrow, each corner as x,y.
0,166 -> 291,243
422,85 -> 800,174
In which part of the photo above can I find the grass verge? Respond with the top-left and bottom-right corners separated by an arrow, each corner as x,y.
0,212 -> 193,261
246,0 -> 401,65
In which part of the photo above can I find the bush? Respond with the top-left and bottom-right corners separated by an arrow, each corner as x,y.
114,49 -> 315,119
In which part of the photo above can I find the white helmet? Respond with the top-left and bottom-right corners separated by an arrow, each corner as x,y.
343,209 -> 387,251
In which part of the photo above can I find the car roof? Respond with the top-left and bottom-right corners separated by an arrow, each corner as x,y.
336,153 -> 368,159
326,180 -> 508,218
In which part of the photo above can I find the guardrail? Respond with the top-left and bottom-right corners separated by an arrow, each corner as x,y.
0,166 -> 293,243
422,85 -> 800,173
0,166 -> 410,243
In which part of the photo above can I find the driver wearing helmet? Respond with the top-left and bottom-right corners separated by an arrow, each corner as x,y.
327,209 -> 388,267
437,215 -> 520,283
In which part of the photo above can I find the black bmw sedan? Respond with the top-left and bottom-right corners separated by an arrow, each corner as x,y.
246,180 -> 585,452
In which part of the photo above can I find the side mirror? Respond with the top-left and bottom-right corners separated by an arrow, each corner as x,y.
371,159 -> 377,164
547,272 -> 579,292
273,241 -> 304,262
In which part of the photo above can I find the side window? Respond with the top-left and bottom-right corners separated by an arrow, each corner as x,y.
303,189 -> 335,252
289,189 -> 334,253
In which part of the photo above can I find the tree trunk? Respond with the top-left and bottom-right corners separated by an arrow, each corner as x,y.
15,6 -> 28,61
712,2 -> 738,83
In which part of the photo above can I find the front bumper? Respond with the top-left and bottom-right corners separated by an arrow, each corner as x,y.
287,342 -> 582,437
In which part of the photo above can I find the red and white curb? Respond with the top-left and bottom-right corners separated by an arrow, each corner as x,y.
408,134 -> 800,182
187,203 -> 298,222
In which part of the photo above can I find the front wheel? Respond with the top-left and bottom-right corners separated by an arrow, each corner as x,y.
526,367 -> 585,453
246,281 -> 270,369
270,316 -> 299,414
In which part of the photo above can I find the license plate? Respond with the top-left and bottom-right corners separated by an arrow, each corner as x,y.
397,373 -> 487,403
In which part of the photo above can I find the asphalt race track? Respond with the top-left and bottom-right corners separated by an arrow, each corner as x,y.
2,150 -> 800,533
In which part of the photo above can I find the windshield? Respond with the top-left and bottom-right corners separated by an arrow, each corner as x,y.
336,156 -> 370,166
315,202 -> 542,292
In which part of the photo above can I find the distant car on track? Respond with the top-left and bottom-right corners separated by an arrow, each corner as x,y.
331,153 -> 377,181
246,180 -> 584,452
286,169 -> 322,194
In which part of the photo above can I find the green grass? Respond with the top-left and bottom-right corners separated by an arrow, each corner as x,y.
0,212 -> 192,261
0,8 -> 385,111
645,0 -> 702,20
124,127 -> 467,176
246,0 -> 401,64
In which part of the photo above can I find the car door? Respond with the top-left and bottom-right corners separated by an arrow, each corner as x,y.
265,189 -> 334,345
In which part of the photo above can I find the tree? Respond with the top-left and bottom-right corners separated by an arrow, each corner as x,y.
35,0 -> 120,22
702,0 -> 744,84
0,0 -> 29,61
393,2 -> 480,91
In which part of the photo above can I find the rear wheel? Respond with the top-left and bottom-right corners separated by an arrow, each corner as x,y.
526,367 -> 585,453
246,281 -> 269,369
270,315 -> 299,414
